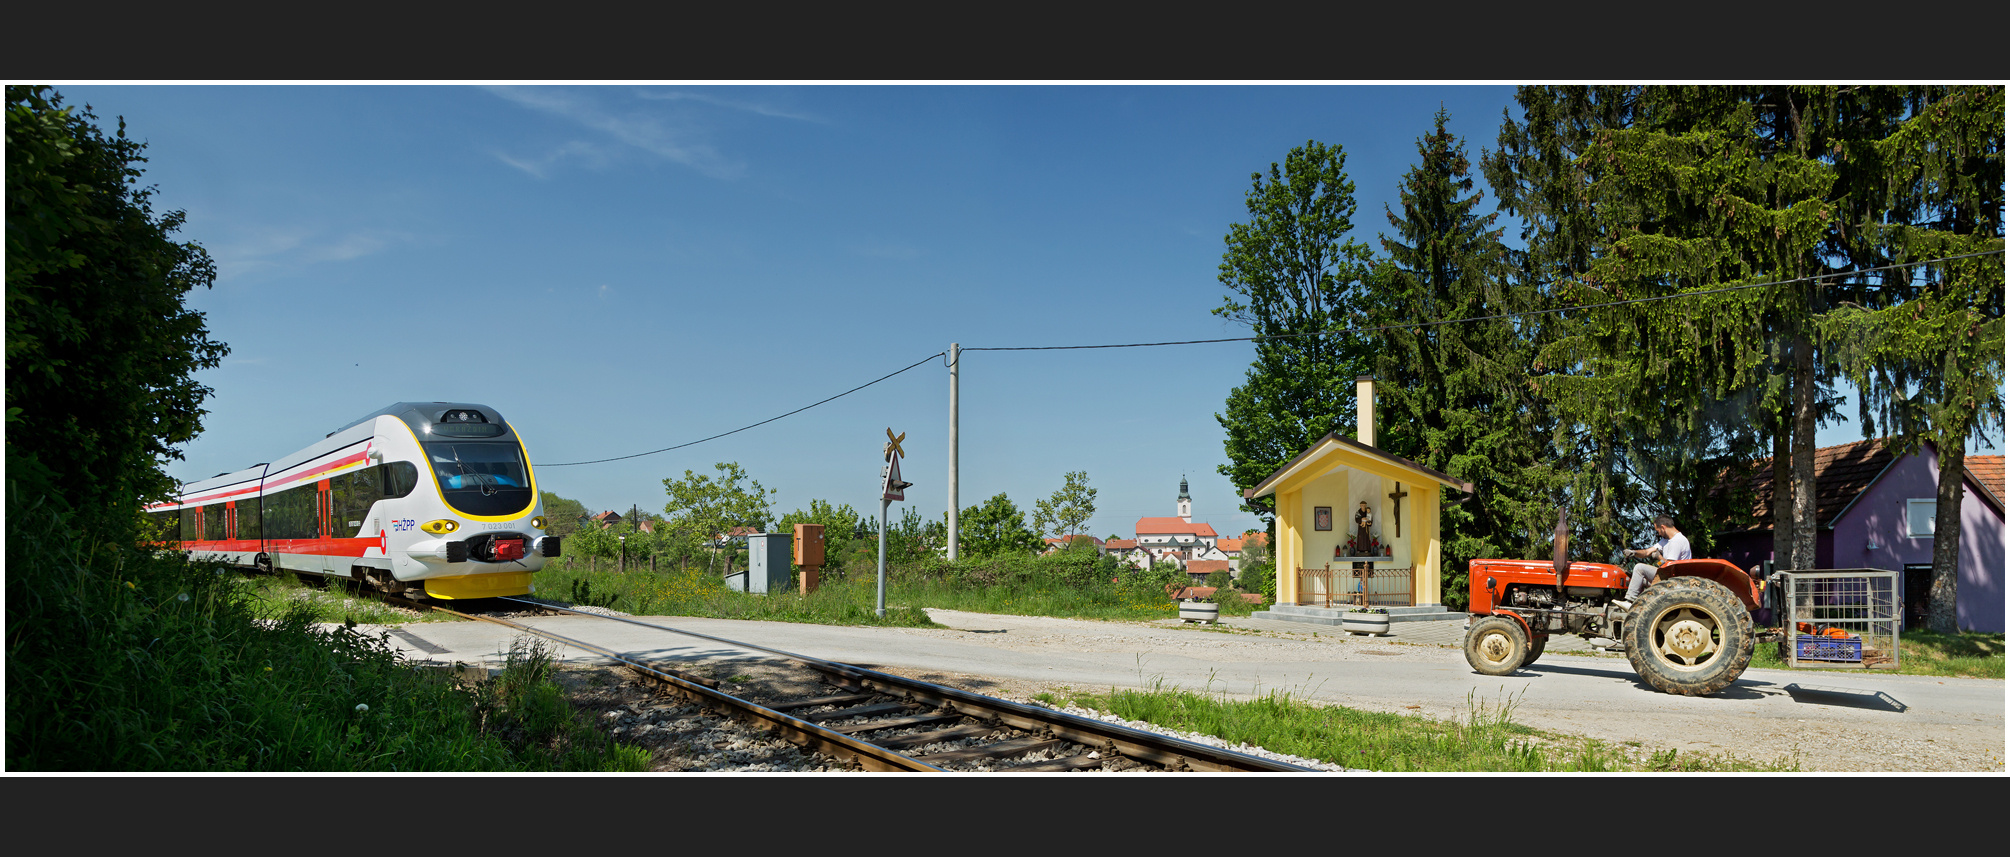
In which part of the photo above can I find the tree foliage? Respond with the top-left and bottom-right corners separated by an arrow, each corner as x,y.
1215,141 -> 1377,513
1487,86 -> 2002,631
957,492 -> 1040,558
1031,471 -> 1097,539
660,462 -> 775,550
1815,86 -> 2004,632
1486,86 -> 1851,561
6,85 -> 227,536
539,492 -> 588,538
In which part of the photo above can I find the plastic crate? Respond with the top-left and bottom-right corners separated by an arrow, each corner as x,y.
1796,634 -> 1864,662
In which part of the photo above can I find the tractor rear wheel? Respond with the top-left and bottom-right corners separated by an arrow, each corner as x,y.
1465,616 -> 1528,676
1623,577 -> 1753,696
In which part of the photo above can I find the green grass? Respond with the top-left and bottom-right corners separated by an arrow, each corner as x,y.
7,491 -> 650,771
1752,629 -> 2005,679
1036,682 -> 1798,772
238,572 -> 462,625
533,552 -> 1250,626
536,564 -> 938,627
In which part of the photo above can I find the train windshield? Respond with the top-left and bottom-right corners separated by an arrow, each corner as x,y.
424,441 -> 533,517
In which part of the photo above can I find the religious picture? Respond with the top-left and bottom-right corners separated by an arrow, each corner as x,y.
1313,506 -> 1332,531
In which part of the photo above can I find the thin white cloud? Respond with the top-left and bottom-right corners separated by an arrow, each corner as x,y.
488,86 -> 742,179
494,140 -> 605,179
212,227 -> 413,281
633,89 -> 825,123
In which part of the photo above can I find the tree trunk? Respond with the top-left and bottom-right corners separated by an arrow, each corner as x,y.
1772,408 -> 1793,570
1931,439 -> 1966,634
1791,331 -> 1818,572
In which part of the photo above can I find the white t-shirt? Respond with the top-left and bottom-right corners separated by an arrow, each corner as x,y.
1655,532 -> 1692,565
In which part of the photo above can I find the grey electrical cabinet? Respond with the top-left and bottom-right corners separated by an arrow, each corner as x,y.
727,532 -> 793,594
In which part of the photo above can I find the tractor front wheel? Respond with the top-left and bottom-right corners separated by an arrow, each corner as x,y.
1521,633 -> 1548,669
1465,616 -> 1528,677
1624,577 -> 1753,696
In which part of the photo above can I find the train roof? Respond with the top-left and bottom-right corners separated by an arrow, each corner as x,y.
332,402 -> 511,438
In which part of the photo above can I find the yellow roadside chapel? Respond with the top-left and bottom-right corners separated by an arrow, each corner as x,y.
1245,378 -> 1473,615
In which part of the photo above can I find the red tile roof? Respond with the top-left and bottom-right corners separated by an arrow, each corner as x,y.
1968,455 -> 2004,509
1104,539 -> 1138,550
1728,439 -> 2006,530
1135,517 -> 1219,538
1217,537 -> 1244,553
1187,560 -> 1233,576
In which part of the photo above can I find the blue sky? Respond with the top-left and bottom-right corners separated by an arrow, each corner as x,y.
53,84 -> 1998,541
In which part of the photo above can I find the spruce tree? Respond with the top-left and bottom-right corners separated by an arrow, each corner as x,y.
1367,109 -> 1559,607
1820,85 -> 2004,633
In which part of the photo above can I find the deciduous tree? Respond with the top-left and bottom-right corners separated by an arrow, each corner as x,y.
6,85 -> 227,537
1031,471 -> 1096,539
1215,141 -> 1377,514
661,462 -> 775,547
957,493 -> 1039,558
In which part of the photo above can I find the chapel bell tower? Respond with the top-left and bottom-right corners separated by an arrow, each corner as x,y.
1178,475 -> 1192,523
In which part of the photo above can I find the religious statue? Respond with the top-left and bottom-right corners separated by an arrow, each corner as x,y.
1353,501 -> 1374,555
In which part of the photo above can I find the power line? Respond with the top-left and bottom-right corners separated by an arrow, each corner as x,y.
537,351 -> 945,467
539,249 -> 1999,468
963,249 -> 2005,353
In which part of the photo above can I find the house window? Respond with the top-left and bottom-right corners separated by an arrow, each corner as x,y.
1906,499 -> 1936,538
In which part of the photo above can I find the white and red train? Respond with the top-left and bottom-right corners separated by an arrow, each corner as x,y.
148,402 -> 559,599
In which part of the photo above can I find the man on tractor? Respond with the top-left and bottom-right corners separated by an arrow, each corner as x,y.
1615,515 -> 1690,607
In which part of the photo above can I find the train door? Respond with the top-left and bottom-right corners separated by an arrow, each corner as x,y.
317,479 -> 332,540
225,501 -> 237,541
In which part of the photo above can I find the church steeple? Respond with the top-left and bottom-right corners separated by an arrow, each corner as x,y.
1177,475 -> 1192,523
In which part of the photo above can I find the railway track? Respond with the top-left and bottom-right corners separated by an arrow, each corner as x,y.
392,595 -> 1322,773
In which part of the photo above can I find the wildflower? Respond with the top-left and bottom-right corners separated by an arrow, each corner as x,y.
125,581 -> 136,589
177,593 -> 191,602
355,703 -> 370,713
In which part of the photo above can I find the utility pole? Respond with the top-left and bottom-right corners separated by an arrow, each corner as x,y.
947,342 -> 960,561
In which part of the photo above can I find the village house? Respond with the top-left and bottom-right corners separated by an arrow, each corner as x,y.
1041,534 -> 1106,555
1715,438 -> 2005,633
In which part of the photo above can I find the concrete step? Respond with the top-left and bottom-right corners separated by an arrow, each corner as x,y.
1254,603 -> 1469,626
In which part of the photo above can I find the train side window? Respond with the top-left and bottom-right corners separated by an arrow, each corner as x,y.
383,461 -> 418,499
239,499 -> 261,540
332,468 -> 386,537
181,506 -> 199,540
264,483 -> 318,540
205,503 -> 227,541
149,510 -> 181,541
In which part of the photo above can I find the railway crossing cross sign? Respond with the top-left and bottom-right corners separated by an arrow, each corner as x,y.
880,427 -> 913,502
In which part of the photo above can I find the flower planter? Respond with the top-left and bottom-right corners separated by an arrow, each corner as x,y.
1341,611 -> 1390,636
1180,601 -> 1221,624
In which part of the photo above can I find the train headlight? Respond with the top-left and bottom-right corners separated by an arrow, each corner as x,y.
531,516 -> 547,530
422,519 -> 460,535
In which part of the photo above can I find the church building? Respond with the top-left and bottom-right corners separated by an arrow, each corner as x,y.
1116,476 -> 1231,570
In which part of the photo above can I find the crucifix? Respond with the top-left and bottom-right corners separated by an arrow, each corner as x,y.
1387,482 -> 1409,537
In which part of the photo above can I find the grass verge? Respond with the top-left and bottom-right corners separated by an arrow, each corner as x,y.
6,491 -> 648,771
1035,682 -> 1799,772
1751,629 -> 2005,679
533,552 -> 1256,625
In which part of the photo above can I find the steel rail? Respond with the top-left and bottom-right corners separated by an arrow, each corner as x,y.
497,597 -> 1321,773
412,599 -> 943,772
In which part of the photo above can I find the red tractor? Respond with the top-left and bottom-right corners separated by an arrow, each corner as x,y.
1463,557 -> 1764,696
